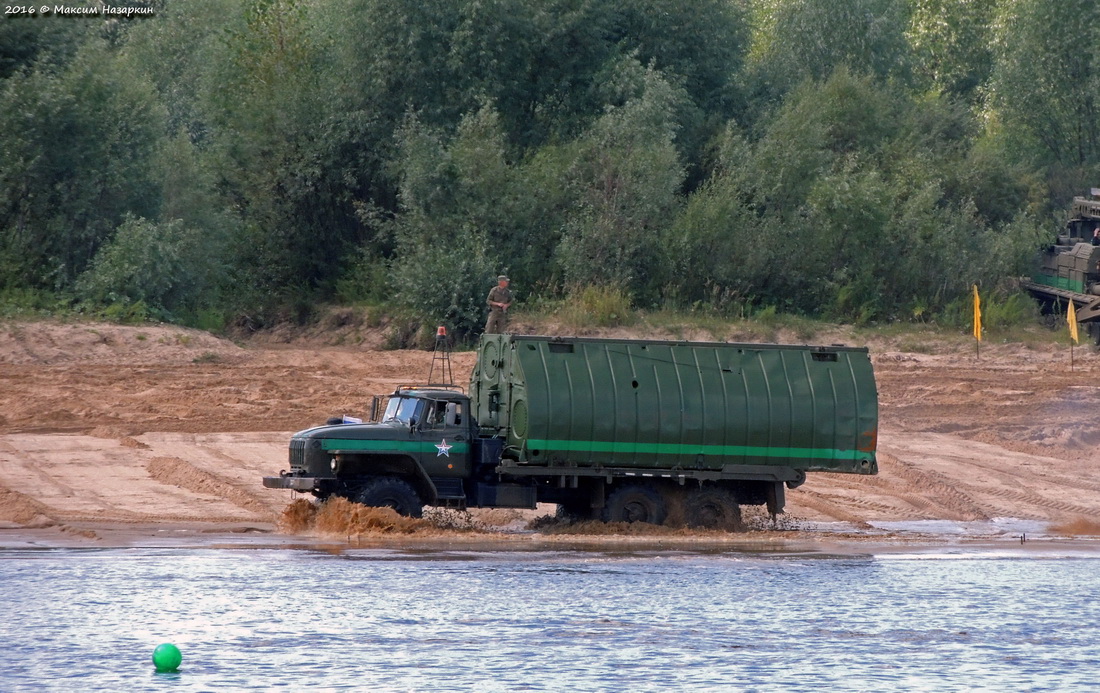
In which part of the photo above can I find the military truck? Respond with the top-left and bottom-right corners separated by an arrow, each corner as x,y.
263,335 -> 879,528
1022,189 -> 1100,341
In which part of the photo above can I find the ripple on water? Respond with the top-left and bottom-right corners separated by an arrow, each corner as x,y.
1,548 -> 1098,691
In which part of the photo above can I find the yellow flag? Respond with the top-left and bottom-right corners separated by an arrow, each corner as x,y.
972,285 -> 981,342
1068,301 -> 1079,344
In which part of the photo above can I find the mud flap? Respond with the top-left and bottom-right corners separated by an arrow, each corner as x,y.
766,481 -> 785,516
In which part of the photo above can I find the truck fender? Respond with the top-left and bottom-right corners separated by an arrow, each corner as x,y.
330,451 -> 440,504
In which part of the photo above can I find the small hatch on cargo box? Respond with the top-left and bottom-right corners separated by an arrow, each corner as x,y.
811,352 -> 838,362
548,343 -> 574,353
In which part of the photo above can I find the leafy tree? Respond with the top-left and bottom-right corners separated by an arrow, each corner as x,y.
606,0 -> 749,184
558,63 -> 686,302
745,68 -> 901,213
118,0 -> 240,143
371,0 -> 465,120
611,0 -> 747,115
801,166 -> 896,318
385,103 -> 577,309
0,41 -> 165,290
206,0 -> 369,303
746,0 -> 913,110
906,0 -> 998,101
990,0 -> 1100,170
0,14 -> 95,78
341,0 -> 748,158
447,0 -> 545,146
388,109 -> 520,335
674,66 -> 1040,321
0,0 -> 1070,330
391,229 -> 496,340
665,130 -> 771,311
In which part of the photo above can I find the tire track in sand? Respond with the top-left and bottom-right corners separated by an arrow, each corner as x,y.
790,489 -> 874,527
884,438 -> 1100,521
882,452 -> 992,521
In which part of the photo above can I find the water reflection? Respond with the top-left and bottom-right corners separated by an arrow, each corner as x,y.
1,547 -> 1098,691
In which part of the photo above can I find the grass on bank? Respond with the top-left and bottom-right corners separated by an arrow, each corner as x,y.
1,284 -> 1091,350
513,284 -> 1075,350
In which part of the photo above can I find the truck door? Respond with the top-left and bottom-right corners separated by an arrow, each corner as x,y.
419,400 -> 471,478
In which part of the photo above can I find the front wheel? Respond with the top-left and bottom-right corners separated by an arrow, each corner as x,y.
354,477 -> 423,518
602,484 -> 668,525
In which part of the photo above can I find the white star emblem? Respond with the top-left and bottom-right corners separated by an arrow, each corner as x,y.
436,439 -> 452,457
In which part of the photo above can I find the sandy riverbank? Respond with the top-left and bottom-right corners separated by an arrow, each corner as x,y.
2,319 -> 1099,550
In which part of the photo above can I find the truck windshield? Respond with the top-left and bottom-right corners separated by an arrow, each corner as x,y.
382,396 -> 423,424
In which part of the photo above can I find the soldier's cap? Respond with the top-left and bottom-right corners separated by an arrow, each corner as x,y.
497,275 -> 509,282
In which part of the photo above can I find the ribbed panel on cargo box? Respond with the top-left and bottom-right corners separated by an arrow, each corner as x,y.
470,335 -> 878,475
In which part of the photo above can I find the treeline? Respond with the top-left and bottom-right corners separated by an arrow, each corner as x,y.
2,0 -> 1099,336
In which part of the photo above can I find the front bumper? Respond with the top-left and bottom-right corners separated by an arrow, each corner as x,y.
262,474 -> 320,492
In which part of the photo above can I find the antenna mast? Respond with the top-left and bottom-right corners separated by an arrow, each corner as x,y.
427,325 -> 454,385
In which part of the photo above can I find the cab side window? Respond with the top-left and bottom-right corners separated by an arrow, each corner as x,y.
429,402 -> 447,427
445,402 -> 462,426
423,401 -> 464,428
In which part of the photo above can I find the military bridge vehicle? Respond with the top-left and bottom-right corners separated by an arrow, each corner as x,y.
1022,189 -> 1100,342
264,335 -> 879,529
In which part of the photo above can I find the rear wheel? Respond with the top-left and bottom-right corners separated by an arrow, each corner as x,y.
602,484 -> 668,525
354,477 -> 423,518
684,487 -> 742,531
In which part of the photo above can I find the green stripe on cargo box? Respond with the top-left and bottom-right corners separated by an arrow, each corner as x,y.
524,438 -> 865,460
321,439 -> 470,454
1032,274 -> 1086,293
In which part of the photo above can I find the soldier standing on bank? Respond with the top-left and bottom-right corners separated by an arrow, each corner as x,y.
485,275 -> 513,334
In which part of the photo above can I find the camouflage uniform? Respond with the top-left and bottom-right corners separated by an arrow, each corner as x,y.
485,282 -> 513,334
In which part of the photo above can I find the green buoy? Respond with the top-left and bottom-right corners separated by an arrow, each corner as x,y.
152,643 -> 182,672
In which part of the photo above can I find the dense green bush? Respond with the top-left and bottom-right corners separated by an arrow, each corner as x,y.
75,216 -> 225,318
390,231 -> 496,340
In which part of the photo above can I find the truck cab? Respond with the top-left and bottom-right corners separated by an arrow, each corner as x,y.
264,387 -> 481,515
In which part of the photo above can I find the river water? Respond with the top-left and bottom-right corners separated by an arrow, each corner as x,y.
2,543 -> 1098,691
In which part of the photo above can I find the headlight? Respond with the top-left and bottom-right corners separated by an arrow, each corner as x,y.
330,458 -> 338,471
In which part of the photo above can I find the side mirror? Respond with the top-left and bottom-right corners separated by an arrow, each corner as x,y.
408,417 -> 418,433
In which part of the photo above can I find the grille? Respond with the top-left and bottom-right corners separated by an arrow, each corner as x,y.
289,438 -> 307,470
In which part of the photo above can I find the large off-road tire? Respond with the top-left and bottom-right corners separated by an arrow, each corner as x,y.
354,477 -> 423,518
684,487 -> 743,531
601,484 -> 668,525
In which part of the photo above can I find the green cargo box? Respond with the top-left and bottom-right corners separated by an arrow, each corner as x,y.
471,335 -> 877,475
